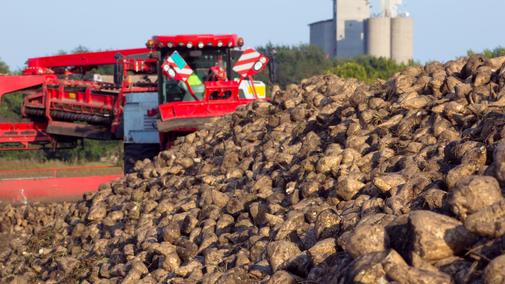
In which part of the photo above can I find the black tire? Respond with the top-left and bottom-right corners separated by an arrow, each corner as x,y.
124,143 -> 160,174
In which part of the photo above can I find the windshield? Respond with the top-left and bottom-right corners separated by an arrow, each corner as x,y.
161,49 -> 228,103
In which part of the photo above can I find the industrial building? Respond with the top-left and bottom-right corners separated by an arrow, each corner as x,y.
309,0 -> 413,63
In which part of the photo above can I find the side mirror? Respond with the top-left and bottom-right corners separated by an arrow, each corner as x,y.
230,50 -> 243,60
113,52 -> 124,85
268,60 -> 279,83
267,48 -> 278,58
267,48 -> 279,83
113,63 -> 123,85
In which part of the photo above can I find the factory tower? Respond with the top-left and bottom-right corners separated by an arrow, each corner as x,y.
309,0 -> 413,64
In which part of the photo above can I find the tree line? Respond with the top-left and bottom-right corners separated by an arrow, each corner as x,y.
254,44 -> 505,91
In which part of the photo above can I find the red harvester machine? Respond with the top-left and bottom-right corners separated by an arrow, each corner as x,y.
0,34 -> 272,203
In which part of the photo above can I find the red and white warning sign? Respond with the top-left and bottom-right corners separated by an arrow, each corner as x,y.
162,50 -> 194,82
232,47 -> 269,77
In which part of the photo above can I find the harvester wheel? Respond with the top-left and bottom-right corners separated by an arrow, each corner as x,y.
124,143 -> 160,174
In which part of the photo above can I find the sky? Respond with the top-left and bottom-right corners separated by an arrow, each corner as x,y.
1,0 -> 504,71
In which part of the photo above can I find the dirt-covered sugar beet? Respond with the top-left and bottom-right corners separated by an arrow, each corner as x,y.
2,54 -> 505,283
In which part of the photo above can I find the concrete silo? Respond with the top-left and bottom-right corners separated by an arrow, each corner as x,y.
309,19 -> 335,57
308,0 -> 414,61
366,17 -> 391,58
391,17 -> 413,64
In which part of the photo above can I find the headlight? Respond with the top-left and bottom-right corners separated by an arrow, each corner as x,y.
168,68 -> 176,78
198,42 -> 204,48
217,41 -> 223,47
158,42 -> 164,48
227,41 -> 233,47
163,64 -> 169,72
166,42 -> 174,48
253,60 -> 264,72
178,42 -> 184,47
187,42 -> 193,48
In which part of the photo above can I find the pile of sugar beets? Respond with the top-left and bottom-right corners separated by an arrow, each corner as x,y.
2,54 -> 505,284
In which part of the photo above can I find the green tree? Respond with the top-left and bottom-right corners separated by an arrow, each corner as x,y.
327,55 -> 418,83
0,57 -> 9,74
71,45 -> 92,54
0,59 -> 22,119
54,45 -> 114,80
253,44 -> 419,92
0,92 -> 23,118
72,45 -> 114,80
254,43 -> 334,94
474,47 -> 505,59
459,46 -> 505,59
328,62 -> 368,82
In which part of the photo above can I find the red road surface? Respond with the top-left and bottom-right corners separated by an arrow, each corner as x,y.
0,166 -> 122,204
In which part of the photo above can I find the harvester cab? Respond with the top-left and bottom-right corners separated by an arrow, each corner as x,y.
123,35 -> 270,172
0,34 -> 272,173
